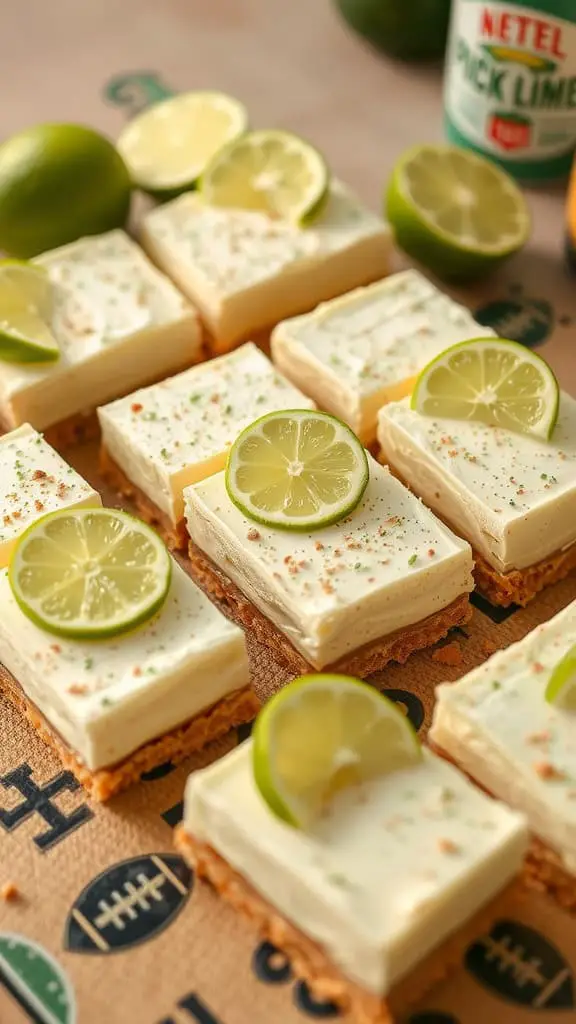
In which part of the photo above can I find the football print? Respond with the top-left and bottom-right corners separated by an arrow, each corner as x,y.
465,918 -> 575,1010
0,933 -> 76,1024
64,853 -> 193,954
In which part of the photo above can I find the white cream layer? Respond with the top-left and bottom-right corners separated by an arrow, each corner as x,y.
0,424 -> 101,566
431,600 -> 576,874
184,455 -> 473,667
183,741 -> 527,995
0,561 -> 249,770
377,394 -> 576,572
140,182 -> 391,349
0,230 -> 201,431
271,270 -> 493,444
98,342 -> 315,523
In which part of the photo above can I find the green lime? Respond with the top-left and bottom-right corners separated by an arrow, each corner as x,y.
225,409 -> 369,531
0,260 -> 58,362
201,129 -> 329,224
385,144 -> 530,282
411,337 -> 559,440
9,508 -> 171,639
252,673 -> 422,828
545,646 -> 576,708
0,123 -> 132,258
118,90 -> 248,198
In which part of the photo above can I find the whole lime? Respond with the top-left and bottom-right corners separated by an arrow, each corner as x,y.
0,123 -> 132,257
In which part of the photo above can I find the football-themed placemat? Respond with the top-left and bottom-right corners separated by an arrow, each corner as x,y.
1,1 -> 576,1022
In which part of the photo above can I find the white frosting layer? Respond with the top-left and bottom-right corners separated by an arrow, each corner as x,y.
140,183 -> 391,349
184,456 -> 473,667
0,424 -> 101,566
377,394 -> 576,572
431,600 -> 576,874
0,230 -> 201,431
183,741 -> 527,995
271,270 -> 493,443
98,343 -> 315,523
0,561 -> 249,770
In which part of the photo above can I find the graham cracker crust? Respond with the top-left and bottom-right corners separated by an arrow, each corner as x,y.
100,445 -> 188,551
382,458 -> 576,607
524,836 -> 576,914
0,664 -> 259,802
175,827 -> 522,1024
188,541 -> 472,677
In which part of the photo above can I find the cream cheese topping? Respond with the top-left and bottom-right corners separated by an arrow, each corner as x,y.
98,342 -> 315,523
431,600 -> 576,874
377,394 -> 576,572
140,182 -> 391,348
184,455 -> 473,667
0,561 -> 249,770
271,270 -> 493,443
0,424 -> 101,566
0,231 -> 201,431
183,741 -> 527,995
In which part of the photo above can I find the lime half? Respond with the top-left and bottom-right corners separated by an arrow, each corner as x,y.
201,129 -> 329,224
411,338 -> 559,440
252,673 -> 422,828
117,90 -> 248,198
0,260 -> 58,363
545,646 -> 576,709
386,144 -> 530,282
9,508 -> 172,639
226,409 -> 369,530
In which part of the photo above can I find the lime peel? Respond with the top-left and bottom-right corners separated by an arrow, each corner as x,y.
545,646 -> 576,709
9,508 -> 172,639
225,409 -> 369,531
411,337 -> 559,441
252,673 -> 422,828
0,259 -> 59,363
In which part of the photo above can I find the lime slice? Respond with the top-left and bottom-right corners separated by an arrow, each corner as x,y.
117,90 -> 248,198
0,259 -> 58,363
545,646 -> 576,708
225,409 -> 369,531
411,338 -> 559,440
252,673 -> 422,828
386,144 -> 530,282
201,129 -> 329,224
9,508 -> 172,639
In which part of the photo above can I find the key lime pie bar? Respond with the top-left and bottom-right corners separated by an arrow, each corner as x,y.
176,675 -> 528,1022
0,230 -> 201,445
378,340 -> 576,606
431,599 -> 576,913
140,182 -> 390,353
0,424 -> 100,567
271,270 -> 493,445
185,411 -> 473,676
0,508 -> 255,800
98,343 -> 315,550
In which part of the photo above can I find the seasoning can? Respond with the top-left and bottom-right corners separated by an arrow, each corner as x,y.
567,158 -> 576,270
444,0 -> 576,182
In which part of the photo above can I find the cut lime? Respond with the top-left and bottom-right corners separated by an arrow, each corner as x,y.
201,129 -> 329,224
117,90 -> 248,198
411,338 -> 559,440
225,409 -> 369,530
9,508 -> 172,639
545,646 -> 576,709
0,259 -> 58,362
386,144 -> 530,282
252,673 -> 422,828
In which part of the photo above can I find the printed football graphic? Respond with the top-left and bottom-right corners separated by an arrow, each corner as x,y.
466,919 -> 575,1010
64,853 -> 193,954
0,933 -> 76,1024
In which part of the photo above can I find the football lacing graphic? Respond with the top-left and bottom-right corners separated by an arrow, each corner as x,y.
95,871 -> 168,931
480,932 -> 547,988
486,303 -> 549,339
